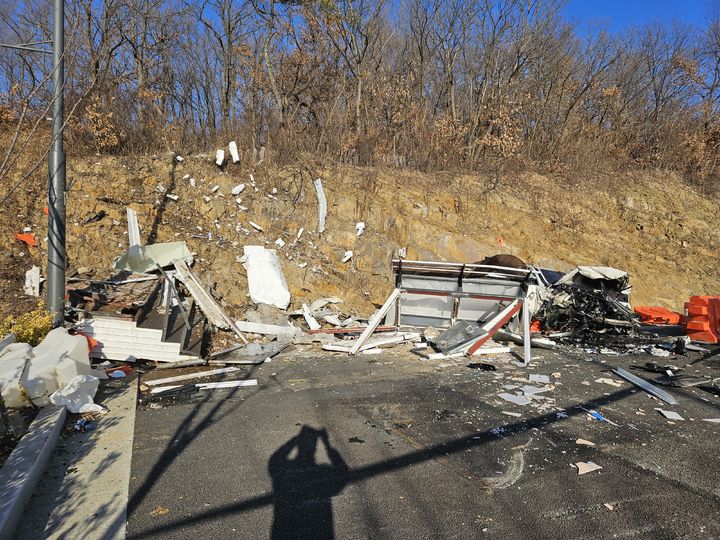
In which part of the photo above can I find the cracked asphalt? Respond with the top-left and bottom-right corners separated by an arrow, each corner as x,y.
127,346 -> 720,539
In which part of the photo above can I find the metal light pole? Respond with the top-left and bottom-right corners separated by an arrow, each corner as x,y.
0,2 -> 65,325
47,0 -> 66,327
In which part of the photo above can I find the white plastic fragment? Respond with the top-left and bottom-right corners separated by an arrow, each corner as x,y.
342,250 -> 353,263
190,178 -> 196,188
215,149 -> 225,166
249,221 -> 263,232
242,246 -> 291,309
210,185 -> 220,193
24,265 -> 41,296
356,222 -> 365,236
275,238 -> 286,248
228,140 -> 240,163
232,183 -> 246,195
166,194 -> 179,201
182,174 -> 190,180
313,178 -> 327,233
302,304 -> 321,330
49,375 -> 104,414
127,207 -> 141,247
497,393 -> 531,406
575,461 -> 602,475
175,155 -> 184,162
656,409 -> 684,421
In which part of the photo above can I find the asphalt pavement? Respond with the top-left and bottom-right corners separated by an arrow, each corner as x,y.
127,347 -> 720,539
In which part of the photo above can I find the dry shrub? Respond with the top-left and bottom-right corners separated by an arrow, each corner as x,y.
0,301 -> 52,346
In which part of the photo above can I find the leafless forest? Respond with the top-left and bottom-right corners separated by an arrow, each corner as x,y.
2,0 -> 720,185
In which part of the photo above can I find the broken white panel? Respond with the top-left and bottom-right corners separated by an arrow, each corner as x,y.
232,183 -> 246,195
302,304 -> 321,330
656,409 -> 684,421
80,316 -> 200,363
24,265 -> 41,296
470,345 -> 511,356
233,320 -> 296,336
322,314 -> 344,327
342,250 -> 353,263
356,222 -> 365,236
127,207 -> 141,247
249,221 -> 263,232
242,246 -> 291,309
520,385 -> 549,396
215,149 -> 225,166
196,380 -> 257,390
497,393 -> 531,406
275,238 -> 285,248
313,178 -> 327,233
228,140 -> 240,163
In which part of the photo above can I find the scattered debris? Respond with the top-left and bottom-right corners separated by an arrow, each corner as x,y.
15,232 -> 37,247
575,438 -> 596,447
497,393 -> 531,406
595,377 -> 622,388
49,375 -> 104,414
575,461 -> 602,475
655,409 -> 684,421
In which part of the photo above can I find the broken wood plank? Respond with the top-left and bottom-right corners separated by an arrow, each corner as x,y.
173,259 -> 248,343
349,289 -> 401,355
612,367 -> 678,405
144,367 -> 241,387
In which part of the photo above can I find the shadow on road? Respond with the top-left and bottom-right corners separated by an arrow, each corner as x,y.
269,425 -> 348,540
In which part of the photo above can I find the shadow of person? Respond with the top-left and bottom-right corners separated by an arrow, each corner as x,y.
268,426 -> 349,539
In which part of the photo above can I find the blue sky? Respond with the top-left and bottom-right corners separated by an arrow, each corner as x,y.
564,0 -> 711,32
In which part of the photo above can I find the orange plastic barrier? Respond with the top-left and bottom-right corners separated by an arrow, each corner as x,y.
683,296 -> 720,344
634,306 -> 681,325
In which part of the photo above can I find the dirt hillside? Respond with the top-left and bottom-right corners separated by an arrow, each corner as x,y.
1,152 -> 718,319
